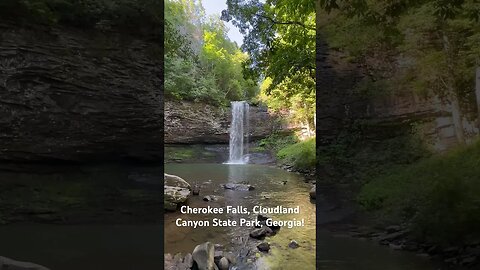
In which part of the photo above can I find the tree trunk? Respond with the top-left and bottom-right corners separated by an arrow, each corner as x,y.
442,32 -> 466,144
305,120 -> 311,138
451,93 -> 466,145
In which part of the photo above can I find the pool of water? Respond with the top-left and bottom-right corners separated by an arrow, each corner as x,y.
0,224 -> 163,270
165,163 -> 316,269
165,163 -> 454,270
0,163 -> 163,270
0,162 -> 457,270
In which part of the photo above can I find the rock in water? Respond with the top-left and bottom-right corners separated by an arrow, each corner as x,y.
309,185 -> 316,200
193,184 -> 200,195
183,253 -> 194,268
164,253 -> 192,270
192,242 -> 215,270
217,257 -> 229,270
203,195 -> 217,202
0,256 -> 50,270
164,186 -> 191,211
257,242 -> 270,252
288,240 -> 300,249
222,183 -> 254,191
249,226 -> 273,239
165,174 -> 192,190
164,200 -> 177,212
164,186 -> 191,204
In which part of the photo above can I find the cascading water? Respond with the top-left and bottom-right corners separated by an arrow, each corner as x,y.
227,101 -> 249,164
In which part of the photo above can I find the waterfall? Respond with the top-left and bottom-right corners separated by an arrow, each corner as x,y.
227,101 -> 249,164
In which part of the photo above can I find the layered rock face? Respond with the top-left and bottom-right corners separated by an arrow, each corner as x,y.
165,100 -> 284,144
316,34 -> 477,151
0,21 -> 162,162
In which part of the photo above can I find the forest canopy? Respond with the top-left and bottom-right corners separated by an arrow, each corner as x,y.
224,0 -> 316,132
165,0 -> 258,105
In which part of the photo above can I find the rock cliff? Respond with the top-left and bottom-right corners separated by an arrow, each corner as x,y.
0,21 -> 162,162
164,100 -> 284,144
316,34 -> 478,151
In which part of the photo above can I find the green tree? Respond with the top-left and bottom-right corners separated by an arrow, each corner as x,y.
319,0 -> 480,144
224,0 -> 316,135
165,0 -> 258,105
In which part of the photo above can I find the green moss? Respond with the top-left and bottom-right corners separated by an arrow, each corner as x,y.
277,137 -> 316,171
358,139 -> 480,245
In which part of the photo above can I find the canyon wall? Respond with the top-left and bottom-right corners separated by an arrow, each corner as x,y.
316,34 -> 478,152
0,20 -> 162,162
164,100 -> 285,144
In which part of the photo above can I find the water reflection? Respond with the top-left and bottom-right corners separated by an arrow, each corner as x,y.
165,163 -> 316,269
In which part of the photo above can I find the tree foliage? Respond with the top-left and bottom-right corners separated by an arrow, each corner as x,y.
321,2 -> 479,100
0,0 -> 162,37
223,0 -> 316,131
165,0 -> 258,105
319,0 -> 480,144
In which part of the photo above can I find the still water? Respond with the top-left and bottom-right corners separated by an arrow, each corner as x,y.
0,224 -> 163,270
0,163 -> 454,270
165,163 -> 448,270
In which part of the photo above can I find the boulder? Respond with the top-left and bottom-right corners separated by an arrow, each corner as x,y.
217,257 -> 229,270
164,200 -> 178,212
257,242 -> 270,253
183,253 -> 193,268
0,256 -> 50,270
203,195 -> 216,202
249,226 -> 273,239
164,186 -> 191,211
164,253 -> 192,270
288,240 -> 300,249
192,242 -> 215,270
165,174 -> 191,190
222,183 -> 254,191
223,252 -> 236,265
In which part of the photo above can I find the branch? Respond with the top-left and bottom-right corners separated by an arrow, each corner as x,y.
259,15 -> 315,31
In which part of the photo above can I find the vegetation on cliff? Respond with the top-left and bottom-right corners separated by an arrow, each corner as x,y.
317,0 -> 480,248
0,0 -> 162,37
165,0 -> 257,105
277,137 -> 316,171
220,0 -> 316,171
224,0 -> 316,134
165,0 -> 316,171
359,139 -> 480,246
255,133 -> 316,172
319,0 -> 480,143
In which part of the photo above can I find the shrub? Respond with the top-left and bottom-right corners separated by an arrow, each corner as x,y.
277,137 -> 315,171
256,132 -> 298,152
358,139 -> 480,245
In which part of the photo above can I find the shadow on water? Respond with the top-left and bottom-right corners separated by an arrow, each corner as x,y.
0,163 -> 163,270
0,224 -> 163,270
